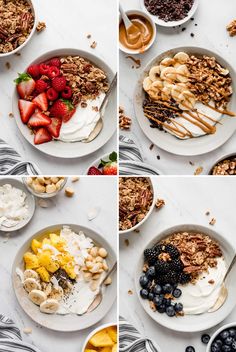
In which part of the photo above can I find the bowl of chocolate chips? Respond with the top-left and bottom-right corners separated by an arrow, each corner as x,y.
140,0 -> 199,27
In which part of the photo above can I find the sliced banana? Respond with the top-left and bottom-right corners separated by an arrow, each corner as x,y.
40,299 -> 59,314
29,289 -> 47,306
149,66 -> 160,82
23,269 -> 39,281
23,278 -> 41,293
174,62 -> 182,69
161,90 -> 170,101
49,286 -> 64,301
176,65 -> 189,83
160,57 -> 175,71
41,282 -> 52,296
150,79 -> 163,90
174,52 -> 189,64
171,84 -> 186,100
148,89 -> 160,101
178,94 -> 195,110
160,67 -> 177,81
163,81 -> 174,94
143,77 -> 152,91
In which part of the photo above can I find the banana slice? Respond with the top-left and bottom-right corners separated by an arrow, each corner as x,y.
23,278 -> 41,293
149,66 -> 160,82
174,52 -> 189,64
174,62 -> 182,69
163,81 -> 174,94
29,289 -> 47,306
40,299 -> 59,314
150,79 -> 163,91
160,57 -> 175,71
23,269 -> 39,281
171,85 -> 186,100
176,65 -> 189,83
49,286 -> 64,301
178,94 -> 195,110
41,282 -> 52,296
143,77 -> 152,91
148,89 -> 160,101
160,67 -> 177,81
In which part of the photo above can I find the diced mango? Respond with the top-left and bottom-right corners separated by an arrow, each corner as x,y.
36,267 -> 50,282
85,350 -> 97,352
31,239 -> 42,254
112,344 -> 117,352
57,253 -> 73,266
38,250 -> 51,267
101,348 -> 113,352
89,330 -> 114,347
50,233 -> 66,251
62,263 -> 76,279
46,259 -> 59,273
42,238 -> 51,246
23,252 -> 39,269
107,326 -> 117,343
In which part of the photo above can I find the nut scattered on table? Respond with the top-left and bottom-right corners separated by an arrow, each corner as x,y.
227,19 -> 236,37
65,187 -> 74,197
155,198 -> 165,209
36,21 -> 46,33
119,107 -> 132,130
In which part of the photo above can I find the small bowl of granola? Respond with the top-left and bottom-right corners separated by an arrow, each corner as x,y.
208,153 -> 236,175
135,224 -> 236,332
119,177 -> 156,234
22,176 -> 67,198
0,0 -> 37,57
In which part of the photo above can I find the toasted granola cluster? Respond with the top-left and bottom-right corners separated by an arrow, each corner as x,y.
119,106 -> 132,130
119,177 -> 153,231
211,156 -> 236,175
187,55 -> 232,109
0,0 -> 34,53
59,56 -> 109,107
227,19 -> 236,37
163,232 -> 223,282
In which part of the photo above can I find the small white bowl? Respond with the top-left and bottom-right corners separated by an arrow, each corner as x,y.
84,153 -> 117,175
119,9 -> 157,55
208,153 -> 236,175
82,322 -> 117,352
0,0 -> 37,58
140,0 -> 199,27
206,322 -> 236,352
22,177 -> 67,198
0,178 -> 35,232
119,177 -> 156,235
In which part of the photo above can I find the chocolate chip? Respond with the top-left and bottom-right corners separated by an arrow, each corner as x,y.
144,0 -> 194,22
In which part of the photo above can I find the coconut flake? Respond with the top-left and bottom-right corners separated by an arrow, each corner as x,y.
87,207 -> 100,221
16,267 -> 24,282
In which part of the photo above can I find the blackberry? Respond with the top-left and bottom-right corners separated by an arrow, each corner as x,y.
144,248 -> 157,265
164,244 -> 180,259
152,244 -> 163,255
179,272 -> 191,285
169,258 -> 183,272
155,260 -> 170,274
159,271 -> 179,285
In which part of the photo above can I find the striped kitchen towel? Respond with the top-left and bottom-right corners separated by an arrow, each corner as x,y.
119,136 -> 161,175
0,139 -> 40,175
119,316 -> 160,352
0,314 -> 42,352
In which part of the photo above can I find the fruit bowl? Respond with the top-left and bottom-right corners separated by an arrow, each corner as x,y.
82,323 -> 117,352
12,48 -> 117,159
206,322 -> 236,352
85,152 -> 118,175
135,224 -> 236,332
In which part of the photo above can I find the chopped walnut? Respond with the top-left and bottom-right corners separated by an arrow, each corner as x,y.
155,198 -> 165,209
36,21 -> 46,33
227,19 -> 236,37
209,218 -> 216,226
90,41 -> 97,49
194,166 -> 203,175
128,289 -> 133,295
211,156 -> 236,175
119,106 -> 132,130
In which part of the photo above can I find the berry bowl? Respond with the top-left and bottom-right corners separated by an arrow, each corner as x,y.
85,152 -> 118,175
206,322 -> 236,352
135,224 -> 236,332
12,48 -> 117,159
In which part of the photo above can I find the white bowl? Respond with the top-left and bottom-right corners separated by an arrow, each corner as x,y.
84,153 -> 117,175
0,0 -> 37,58
22,177 -> 67,198
208,153 -> 236,175
134,46 -> 236,156
0,178 -> 35,232
119,177 -> 156,235
140,0 -> 199,27
119,9 -> 157,55
82,322 -> 117,352
12,48 -> 117,159
206,322 -> 236,352
135,224 -> 236,332
12,223 -> 117,331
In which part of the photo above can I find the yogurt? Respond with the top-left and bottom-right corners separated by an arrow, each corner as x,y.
177,257 -> 227,315
59,93 -> 105,142
0,184 -> 29,227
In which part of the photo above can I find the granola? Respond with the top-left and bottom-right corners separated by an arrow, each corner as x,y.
227,19 -> 236,37
0,0 -> 34,54
119,106 -> 132,130
211,156 -> 236,175
119,177 -> 153,231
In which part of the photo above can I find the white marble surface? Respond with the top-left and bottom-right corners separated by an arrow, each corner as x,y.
120,176 -> 236,351
0,0 -> 117,174
119,0 -> 236,175
0,176 -> 117,352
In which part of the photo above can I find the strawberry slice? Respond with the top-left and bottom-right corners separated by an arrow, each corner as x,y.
50,99 -> 75,123
28,112 -> 51,128
87,166 -> 102,175
34,127 -> 52,145
47,117 -> 62,138
14,73 -> 36,99
18,99 -> 36,123
32,92 -> 48,111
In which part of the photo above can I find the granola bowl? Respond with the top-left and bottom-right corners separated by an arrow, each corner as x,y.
134,46 -> 236,156
119,177 -> 156,235
208,153 -> 236,175
12,48 -> 117,158
0,0 -> 37,58
12,223 -> 117,332
135,224 -> 236,332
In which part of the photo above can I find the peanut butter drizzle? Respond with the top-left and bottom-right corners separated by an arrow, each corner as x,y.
204,103 -> 236,117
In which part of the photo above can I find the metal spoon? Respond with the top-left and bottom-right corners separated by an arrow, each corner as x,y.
208,253 -> 236,313
86,261 -> 117,313
82,73 -> 117,143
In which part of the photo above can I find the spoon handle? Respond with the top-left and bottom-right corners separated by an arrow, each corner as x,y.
101,261 -> 117,286
224,253 -> 236,282
119,3 -> 132,29
99,73 -> 117,114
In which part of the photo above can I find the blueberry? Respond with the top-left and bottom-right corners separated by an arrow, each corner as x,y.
221,331 -> 230,340
232,341 -> 236,350
147,266 -> 155,278
201,334 -> 210,344
211,346 -> 220,352
163,298 -> 172,307
153,295 -> 163,306
139,275 -> 149,288
148,292 -> 154,301
229,329 -> 236,338
166,305 -> 175,317
153,284 -> 162,295
222,346 -> 231,352
140,289 -> 149,299
157,304 -> 166,313
174,303 -> 183,312
213,340 -> 223,348
162,283 -> 173,293
173,288 -> 182,298
185,346 -> 195,352
225,337 -> 233,345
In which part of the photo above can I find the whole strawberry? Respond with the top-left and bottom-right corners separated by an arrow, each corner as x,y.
14,73 -> 36,99
100,152 -> 117,175
87,166 -> 102,175
50,99 -> 75,122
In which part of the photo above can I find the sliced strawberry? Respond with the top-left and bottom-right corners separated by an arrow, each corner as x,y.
103,162 -> 117,175
14,73 -> 36,99
18,99 -> 36,123
32,92 -> 48,111
34,127 -> 52,145
87,166 -> 102,175
47,117 -> 62,138
28,112 -> 51,128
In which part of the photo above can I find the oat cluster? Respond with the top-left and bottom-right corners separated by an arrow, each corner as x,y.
212,157 -> 236,175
